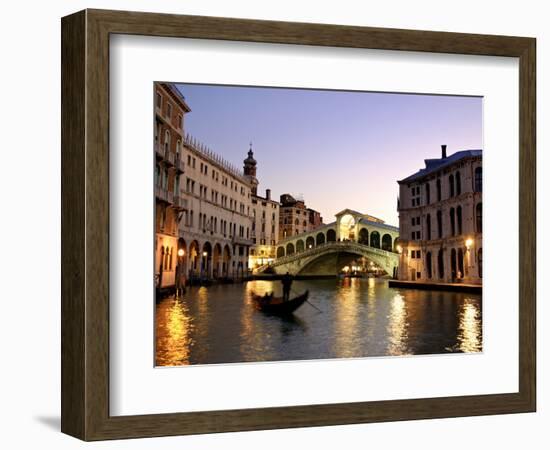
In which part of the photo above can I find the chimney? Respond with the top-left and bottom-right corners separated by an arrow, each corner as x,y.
266,189 -> 271,200
441,144 -> 447,159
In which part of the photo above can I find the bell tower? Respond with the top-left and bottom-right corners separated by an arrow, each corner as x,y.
243,143 -> 259,195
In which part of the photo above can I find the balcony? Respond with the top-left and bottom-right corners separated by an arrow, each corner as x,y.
155,143 -> 164,159
155,186 -> 169,202
174,155 -> 185,173
154,142 -> 176,166
164,149 -> 175,166
172,195 -> 188,210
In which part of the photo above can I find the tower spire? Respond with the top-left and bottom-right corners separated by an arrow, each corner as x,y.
243,141 -> 258,195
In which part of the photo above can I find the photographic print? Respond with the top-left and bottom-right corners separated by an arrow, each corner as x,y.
154,82 -> 483,367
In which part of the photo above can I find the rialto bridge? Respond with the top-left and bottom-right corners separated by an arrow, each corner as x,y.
264,209 -> 400,276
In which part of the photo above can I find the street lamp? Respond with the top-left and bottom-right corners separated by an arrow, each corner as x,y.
396,244 -> 402,254
175,248 -> 185,296
464,238 -> 474,278
202,251 -> 209,280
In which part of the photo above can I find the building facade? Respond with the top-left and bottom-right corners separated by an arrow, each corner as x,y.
308,208 -> 323,230
242,147 -> 280,270
396,145 -> 483,284
249,189 -> 280,269
177,135 -> 255,281
278,194 -> 323,240
154,82 -> 190,291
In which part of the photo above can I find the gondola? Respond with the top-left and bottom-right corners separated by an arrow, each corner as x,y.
251,290 -> 309,315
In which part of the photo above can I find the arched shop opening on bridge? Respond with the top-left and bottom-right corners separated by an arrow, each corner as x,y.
339,214 -> 356,241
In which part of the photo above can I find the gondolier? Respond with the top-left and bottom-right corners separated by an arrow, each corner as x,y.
281,271 -> 293,301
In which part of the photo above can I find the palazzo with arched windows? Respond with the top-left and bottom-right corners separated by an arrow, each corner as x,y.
396,145 -> 483,285
155,82 -> 190,294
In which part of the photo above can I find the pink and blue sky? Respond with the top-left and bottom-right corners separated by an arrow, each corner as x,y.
175,83 -> 482,226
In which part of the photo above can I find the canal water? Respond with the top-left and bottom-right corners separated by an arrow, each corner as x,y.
155,278 -> 482,366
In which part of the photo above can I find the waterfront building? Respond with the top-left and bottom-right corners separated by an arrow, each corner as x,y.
242,146 -> 280,270
308,208 -> 323,229
154,82 -> 189,292
177,134 -> 255,280
249,188 -> 280,269
396,145 -> 482,284
278,194 -> 323,240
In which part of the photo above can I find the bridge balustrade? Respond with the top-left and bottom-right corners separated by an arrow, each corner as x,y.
271,240 -> 397,267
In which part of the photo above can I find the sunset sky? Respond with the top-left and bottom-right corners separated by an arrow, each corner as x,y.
175,83 -> 482,226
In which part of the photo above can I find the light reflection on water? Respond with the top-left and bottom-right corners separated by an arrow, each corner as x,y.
155,278 -> 482,366
333,277 -> 361,358
155,297 -> 194,366
458,299 -> 482,353
387,293 -> 409,356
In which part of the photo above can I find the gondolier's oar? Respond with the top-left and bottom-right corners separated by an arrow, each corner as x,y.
291,288 -> 323,313
306,300 -> 323,313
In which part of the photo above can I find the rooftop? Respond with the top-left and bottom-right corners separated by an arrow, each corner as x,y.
399,149 -> 482,184
335,208 -> 385,224
183,133 -> 251,184
358,218 -> 399,232
252,193 -> 280,205
164,83 -> 191,113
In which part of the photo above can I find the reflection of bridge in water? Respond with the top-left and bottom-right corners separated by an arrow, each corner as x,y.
260,209 -> 400,276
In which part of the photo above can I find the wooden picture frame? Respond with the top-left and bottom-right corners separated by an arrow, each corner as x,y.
61,9 -> 536,441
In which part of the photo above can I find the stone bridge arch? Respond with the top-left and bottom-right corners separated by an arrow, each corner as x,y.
271,211 -> 399,273
269,242 -> 398,277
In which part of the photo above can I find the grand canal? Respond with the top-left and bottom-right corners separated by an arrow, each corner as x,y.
155,278 -> 482,366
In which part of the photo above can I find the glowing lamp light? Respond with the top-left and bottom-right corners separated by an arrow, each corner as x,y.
177,248 -> 185,257
465,238 -> 473,250
396,245 -> 403,254
202,251 -> 208,257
